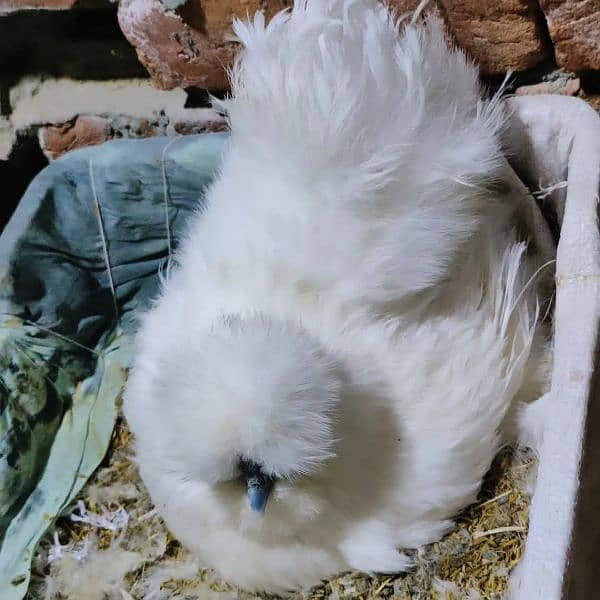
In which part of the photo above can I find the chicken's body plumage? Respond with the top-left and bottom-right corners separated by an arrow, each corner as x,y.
124,1 -> 550,593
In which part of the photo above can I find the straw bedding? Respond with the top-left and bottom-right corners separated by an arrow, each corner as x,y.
26,416 -> 535,600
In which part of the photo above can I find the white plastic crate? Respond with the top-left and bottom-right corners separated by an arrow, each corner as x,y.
506,96 -> 600,600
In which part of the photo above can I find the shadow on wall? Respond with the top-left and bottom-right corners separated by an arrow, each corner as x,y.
0,1 -> 149,232
0,135 -> 48,232
0,5 -> 147,84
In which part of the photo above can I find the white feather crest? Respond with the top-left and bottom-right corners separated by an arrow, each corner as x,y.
192,1 -> 510,307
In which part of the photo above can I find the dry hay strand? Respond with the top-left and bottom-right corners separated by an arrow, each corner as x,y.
27,419 -> 535,600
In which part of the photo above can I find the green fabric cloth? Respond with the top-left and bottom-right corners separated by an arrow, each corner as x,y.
0,133 -> 228,598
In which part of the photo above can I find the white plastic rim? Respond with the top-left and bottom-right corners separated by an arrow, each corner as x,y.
505,96 -> 600,600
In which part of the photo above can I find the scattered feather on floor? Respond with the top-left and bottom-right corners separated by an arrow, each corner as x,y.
26,419 -> 535,600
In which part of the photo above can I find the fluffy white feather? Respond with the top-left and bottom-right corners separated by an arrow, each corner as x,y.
124,0 -> 550,593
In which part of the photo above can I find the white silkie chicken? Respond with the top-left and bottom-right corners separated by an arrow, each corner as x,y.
124,0 -> 550,594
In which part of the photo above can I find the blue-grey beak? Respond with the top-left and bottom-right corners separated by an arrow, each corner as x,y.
241,460 -> 274,514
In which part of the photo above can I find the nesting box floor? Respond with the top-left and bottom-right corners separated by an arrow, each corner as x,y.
27,419 -> 535,600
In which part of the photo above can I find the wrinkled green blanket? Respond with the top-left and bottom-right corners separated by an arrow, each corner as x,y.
0,133 -> 228,598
